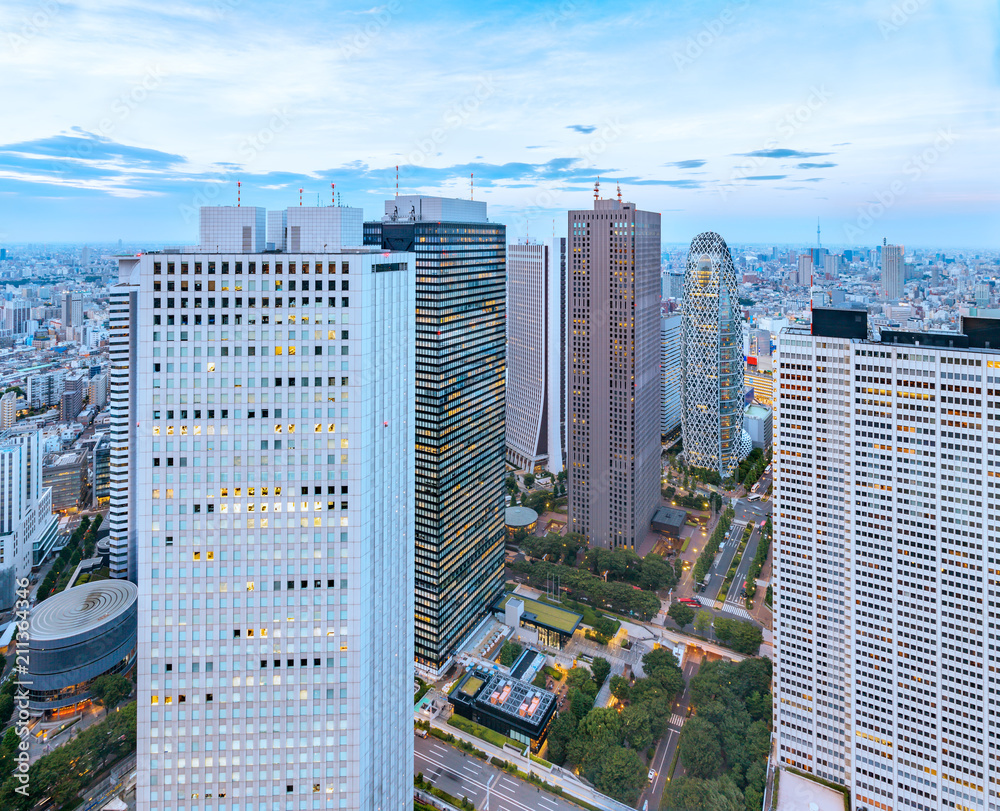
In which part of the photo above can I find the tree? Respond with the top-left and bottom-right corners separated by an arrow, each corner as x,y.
678,716 -> 723,779
533,670 -> 547,689
570,688 -> 593,721
667,601 -> 695,628
0,694 -> 12,726
591,656 -> 611,687
713,617 -> 763,655
523,473 -> 535,489
641,648 -> 684,698
0,728 -> 17,783
90,673 -> 133,709
694,609 -> 713,635
620,704 -> 653,751
497,641 -> 523,668
595,746 -> 646,805
609,675 -> 631,703
545,711 -> 577,764
662,776 -> 744,811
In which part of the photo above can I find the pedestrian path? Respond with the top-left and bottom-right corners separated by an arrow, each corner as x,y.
721,602 -> 752,620
669,713 -> 686,728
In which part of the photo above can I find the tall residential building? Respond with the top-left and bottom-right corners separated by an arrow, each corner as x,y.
2,299 -> 31,335
505,242 -> 563,473
796,255 -> 813,287
0,429 -> 55,606
0,391 -> 16,429
364,195 -> 506,672
680,232 -> 743,477
661,314 -> 682,436
567,198 -> 661,550
881,242 -> 904,299
61,372 -> 86,421
27,370 -> 65,409
774,308 -> 1000,810
113,205 -> 417,810
559,237 -> 567,469
63,291 -> 84,327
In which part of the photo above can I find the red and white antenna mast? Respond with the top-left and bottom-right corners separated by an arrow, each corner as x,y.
594,176 -> 600,201
299,188 -> 303,206
331,183 -> 335,207
395,165 -> 399,198
617,182 -> 622,203
471,172 -> 474,201
237,180 -> 241,207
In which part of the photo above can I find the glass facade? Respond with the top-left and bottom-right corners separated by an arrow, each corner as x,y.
364,219 -> 507,670
681,232 -> 744,478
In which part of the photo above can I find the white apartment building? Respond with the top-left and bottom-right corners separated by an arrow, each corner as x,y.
774,308 -> 1000,811
112,206 -> 416,811
505,241 -> 563,473
0,429 -> 55,606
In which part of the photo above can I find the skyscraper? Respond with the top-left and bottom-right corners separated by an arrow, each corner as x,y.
0,391 -> 16,429
505,241 -> 563,473
881,242 -> 904,299
661,313 -> 682,436
113,205 -> 417,810
796,254 -> 813,287
364,195 -> 506,673
567,197 -> 660,549
774,309 -> 1000,809
63,291 -> 83,327
680,232 -> 743,478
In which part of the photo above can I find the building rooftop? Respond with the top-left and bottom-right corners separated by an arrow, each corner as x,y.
466,668 -> 556,725
496,593 -> 581,635
29,580 -> 137,642
745,404 -> 771,419
504,506 -> 538,528
652,506 -> 687,533
776,769 -> 845,811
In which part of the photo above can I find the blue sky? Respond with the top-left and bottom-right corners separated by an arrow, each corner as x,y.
0,0 -> 998,247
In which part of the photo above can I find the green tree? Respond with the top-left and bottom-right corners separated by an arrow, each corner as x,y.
532,670 -> 547,689
609,675 -> 631,703
595,746 -> 646,805
713,617 -> 763,655
570,688 -> 593,721
667,601 -> 695,628
620,704 -> 653,751
591,656 -> 611,687
662,775 -> 744,811
523,473 -> 535,489
545,711 -> 577,764
0,728 -> 17,778
678,716 -> 723,779
0,693 -> 13,726
90,673 -> 133,709
694,609 -> 713,635
642,648 -> 684,698
497,641 -> 523,668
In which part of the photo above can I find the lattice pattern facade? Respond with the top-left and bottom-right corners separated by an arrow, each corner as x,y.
681,232 -> 743,478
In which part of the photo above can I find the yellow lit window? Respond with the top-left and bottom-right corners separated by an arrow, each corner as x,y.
275,347 -> 283,355
207,362 -> 215,372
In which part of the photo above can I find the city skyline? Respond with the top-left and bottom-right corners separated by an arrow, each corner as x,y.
0,1 -> 997,246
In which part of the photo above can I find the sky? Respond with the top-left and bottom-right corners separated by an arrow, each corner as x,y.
0,0 -> 998,248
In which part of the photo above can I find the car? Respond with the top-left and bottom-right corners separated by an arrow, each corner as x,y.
719,543 -> 726,552
415,727 -> 428,738
648,768 -> 656,782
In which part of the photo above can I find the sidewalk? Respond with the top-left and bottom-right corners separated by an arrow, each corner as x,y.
424,715 -> 634,811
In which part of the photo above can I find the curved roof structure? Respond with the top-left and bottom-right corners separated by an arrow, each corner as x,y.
29,580 -> 138,642
504,506 -> 539,528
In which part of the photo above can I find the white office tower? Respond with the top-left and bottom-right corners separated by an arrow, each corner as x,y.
661,314 -> 682,435
881,243 -> 904,300
113,205 -> 417,811
774,308 -> 1000,811
0,429 -> 54,608
198,206 -> 267,253
505,241 -> 563,473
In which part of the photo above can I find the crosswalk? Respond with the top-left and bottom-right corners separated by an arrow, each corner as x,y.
669,713 -> 686,728
721,602 -> 752,620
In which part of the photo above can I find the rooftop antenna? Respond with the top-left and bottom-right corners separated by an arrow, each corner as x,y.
617,181 -> 622,203
395,165 -> 399,198
817,217 -> 821,248
237,180 -> 241,207
316,192 -> 321,206
471,172 -> 474,201
331,183 -> 335,207
594,177 -> 600,201
299,188 -> 303,206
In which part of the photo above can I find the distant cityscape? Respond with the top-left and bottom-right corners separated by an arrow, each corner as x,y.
0,191 -> 998,811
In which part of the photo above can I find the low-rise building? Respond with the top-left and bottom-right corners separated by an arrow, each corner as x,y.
43,448 -> 87,513
494,594 -> 581,650
450,666 -> 558,752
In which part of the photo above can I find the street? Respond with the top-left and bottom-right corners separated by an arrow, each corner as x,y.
415,735 -> 581,811
638,650 -> 704,811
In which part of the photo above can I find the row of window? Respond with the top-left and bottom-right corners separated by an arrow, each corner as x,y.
154,261 -> 351,275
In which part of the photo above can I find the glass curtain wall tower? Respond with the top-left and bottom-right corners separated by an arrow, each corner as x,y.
680,232 -> 743,478
364,196 -> 506,673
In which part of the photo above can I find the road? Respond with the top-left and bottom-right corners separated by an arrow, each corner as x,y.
723,522 -> 761,604
415,735 -> 581,811
638,651 -> 704,811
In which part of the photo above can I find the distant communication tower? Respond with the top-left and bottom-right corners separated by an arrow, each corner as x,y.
594,176 -> 600,201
